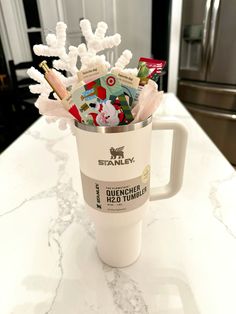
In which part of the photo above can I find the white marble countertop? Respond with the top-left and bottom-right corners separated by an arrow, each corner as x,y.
0,93 -> 236,314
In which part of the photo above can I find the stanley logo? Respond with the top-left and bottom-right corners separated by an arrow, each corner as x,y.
98,146 -> 135,166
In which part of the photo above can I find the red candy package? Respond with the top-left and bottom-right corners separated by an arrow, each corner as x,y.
137,57 -> 166,86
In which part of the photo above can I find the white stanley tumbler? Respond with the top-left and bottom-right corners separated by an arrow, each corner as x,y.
75,116 -> 187,267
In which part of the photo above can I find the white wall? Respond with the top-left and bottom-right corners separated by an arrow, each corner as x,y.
37,0 -> 62,37
116,0 -> 152,67
61,0 -> 152,66
61,0 -> 116,48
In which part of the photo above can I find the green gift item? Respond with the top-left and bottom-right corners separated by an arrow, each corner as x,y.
137,57 -> 166,85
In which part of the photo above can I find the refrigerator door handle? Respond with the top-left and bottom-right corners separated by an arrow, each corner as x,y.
208,0 -> 221,66
187,105 -> 236,121
202,0 -> 212,62
179,80 -> 236,95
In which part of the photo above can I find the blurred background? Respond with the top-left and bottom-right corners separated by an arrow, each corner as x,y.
0,0 -> 235,167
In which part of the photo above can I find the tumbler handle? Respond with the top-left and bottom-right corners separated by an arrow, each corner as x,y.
150,117 -> 188,201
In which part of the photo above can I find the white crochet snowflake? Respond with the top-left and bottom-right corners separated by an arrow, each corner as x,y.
27,19 -> 137,129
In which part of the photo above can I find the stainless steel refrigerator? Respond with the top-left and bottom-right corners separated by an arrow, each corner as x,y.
177,0 -> 236,165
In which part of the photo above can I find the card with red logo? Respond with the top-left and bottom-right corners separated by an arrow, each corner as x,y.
71,74 -> 134,126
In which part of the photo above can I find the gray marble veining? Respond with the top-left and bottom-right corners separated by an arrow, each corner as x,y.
103,265 -> 149,314
209,172 -> 236,239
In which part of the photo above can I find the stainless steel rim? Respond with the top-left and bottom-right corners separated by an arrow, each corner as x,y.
74,116 -> 152,133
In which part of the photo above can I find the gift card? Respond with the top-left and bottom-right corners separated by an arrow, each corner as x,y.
71,74 -> 134,126
112,70 -> 140,108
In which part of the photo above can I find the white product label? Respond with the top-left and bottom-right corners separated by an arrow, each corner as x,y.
81,165 -> 150,212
